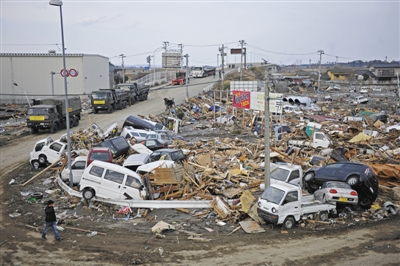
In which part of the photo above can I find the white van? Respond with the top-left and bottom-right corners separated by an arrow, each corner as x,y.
79,161 -> 147,201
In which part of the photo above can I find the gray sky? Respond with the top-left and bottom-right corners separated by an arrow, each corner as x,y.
1,0 -> 399,67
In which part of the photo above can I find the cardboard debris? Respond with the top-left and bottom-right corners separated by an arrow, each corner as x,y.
239,220 -> 266,234
151,221 -> 175,234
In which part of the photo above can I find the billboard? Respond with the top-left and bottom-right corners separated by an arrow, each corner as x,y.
232,90 -> 250,109
231,90 -> 283,113
230,48 -> 246,55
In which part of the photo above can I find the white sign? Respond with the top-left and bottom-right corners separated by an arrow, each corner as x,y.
250,92 -> 283,113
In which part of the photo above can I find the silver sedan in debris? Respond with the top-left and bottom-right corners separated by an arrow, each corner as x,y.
313,181 -> 358,205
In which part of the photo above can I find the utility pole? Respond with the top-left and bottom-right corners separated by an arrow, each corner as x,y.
220,44 -> 225,122
317,50 -> 324,92
184,54 -> 189,100
264,73 -> 270,188
397,72 -> 400,98
50,71 -> 56,96
163,41 -> 169,52
336,56 -> 338,65
239,40 -> 246,81
146,55 -> 152,70
217,54 -> 219,68
120,54 -> 126,83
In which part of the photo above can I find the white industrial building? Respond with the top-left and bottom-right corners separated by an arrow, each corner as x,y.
0,53 -> 110,104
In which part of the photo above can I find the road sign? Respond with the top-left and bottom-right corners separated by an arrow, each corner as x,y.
69,68 -> 78,77
60,69 -> 69,77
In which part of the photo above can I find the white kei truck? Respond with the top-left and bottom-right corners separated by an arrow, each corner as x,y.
257,181 -> 336,229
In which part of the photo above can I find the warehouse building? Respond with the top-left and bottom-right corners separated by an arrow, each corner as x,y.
0,53 -> 110,104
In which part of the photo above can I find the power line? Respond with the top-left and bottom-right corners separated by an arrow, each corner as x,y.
324,53 -> 355,60
169,41 -> 237,47
247,44 -> 316,56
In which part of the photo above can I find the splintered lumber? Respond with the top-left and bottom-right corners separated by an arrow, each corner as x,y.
21,159 -> 61,186
64,226 -> 107,235
175,208 -> 190,214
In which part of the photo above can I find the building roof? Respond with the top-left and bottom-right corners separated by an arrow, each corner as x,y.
327,68 -> 353,74
368,63 -> 400,68
0,53 -> 108,60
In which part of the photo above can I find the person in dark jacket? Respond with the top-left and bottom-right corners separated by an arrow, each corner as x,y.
41,200 -> 61,241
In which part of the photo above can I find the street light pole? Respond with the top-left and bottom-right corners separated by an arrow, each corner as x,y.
50,71 -> 56,96
49,0 -> 73,187
264,73 -> 270,188
13,83 -> 31,107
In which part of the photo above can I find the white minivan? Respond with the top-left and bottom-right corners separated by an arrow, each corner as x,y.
79,161 -> 147,201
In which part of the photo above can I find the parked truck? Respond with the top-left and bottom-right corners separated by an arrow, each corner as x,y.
257,181 -> 336,229
171,70 -> 187,85
27,96 -> 81,134
116,82 -> 150,104
91,88 -> 129,114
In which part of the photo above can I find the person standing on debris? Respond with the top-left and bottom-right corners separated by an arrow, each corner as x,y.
41,200 -> 61,241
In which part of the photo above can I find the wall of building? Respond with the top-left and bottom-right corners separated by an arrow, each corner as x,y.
0,53 -> 109,103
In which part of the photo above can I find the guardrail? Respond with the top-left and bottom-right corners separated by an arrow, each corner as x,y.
56,176 -> 211,209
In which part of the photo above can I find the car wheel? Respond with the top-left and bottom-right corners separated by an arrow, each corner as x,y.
306,182 -> 318,194
74,117 -> 79,127
346,175 -> 359,186
82,188 -> 95,200
359,197 -> 373,209
94,109 -> 98,114
31,127 -> 38,134
31,160 -> 40,169
283,216 -> 295,229
304,172 -> 315,182
319,211 -> 329,221
38,155 -> 47,165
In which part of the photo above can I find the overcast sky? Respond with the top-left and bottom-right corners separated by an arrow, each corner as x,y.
1,0 -> 399,67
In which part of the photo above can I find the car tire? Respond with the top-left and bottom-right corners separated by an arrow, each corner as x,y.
31,160 -> 40,169
50,123 -> 58,133
319,211 -> 329,221
31,127 -> 38,134
283,216 -> 295,229
31,192 -> 43,199
94,109 -> 98,114
304,172 -> 315,182
359,197 -> 373,209
306,182 -> 318,194
38,155 -> 47,165
346,175 -> 359,186
82,188 -> 95,200
74,117 -> 79,127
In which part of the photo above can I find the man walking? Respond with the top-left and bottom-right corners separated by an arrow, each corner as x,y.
41,200 -> 61,241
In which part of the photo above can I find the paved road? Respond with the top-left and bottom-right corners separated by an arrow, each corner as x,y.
0,75 -> 219,175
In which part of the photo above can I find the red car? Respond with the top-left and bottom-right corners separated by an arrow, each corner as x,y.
86,147 -> 113,167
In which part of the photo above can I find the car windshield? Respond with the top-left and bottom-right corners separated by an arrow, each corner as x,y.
28,107 -> 51,115
261,186 -> 285,204
92,92 -> 107,99
270,168 -> 290,182
326,182 -> 350,189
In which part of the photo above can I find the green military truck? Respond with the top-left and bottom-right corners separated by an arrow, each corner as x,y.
116,82 -> 150,105
91,88 -> 129,114
27,96 -> 82,134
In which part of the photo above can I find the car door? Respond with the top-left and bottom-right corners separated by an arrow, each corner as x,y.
71,160 -> 86,184
46,142 -> 65,163
315,164 -> 344,183
97,169 -> 125,199
288,169 -> 301,186
122,175 -> 144,199
279,191 -> 299,217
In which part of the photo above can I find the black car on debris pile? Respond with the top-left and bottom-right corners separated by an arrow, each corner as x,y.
303,162 -> 379,209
